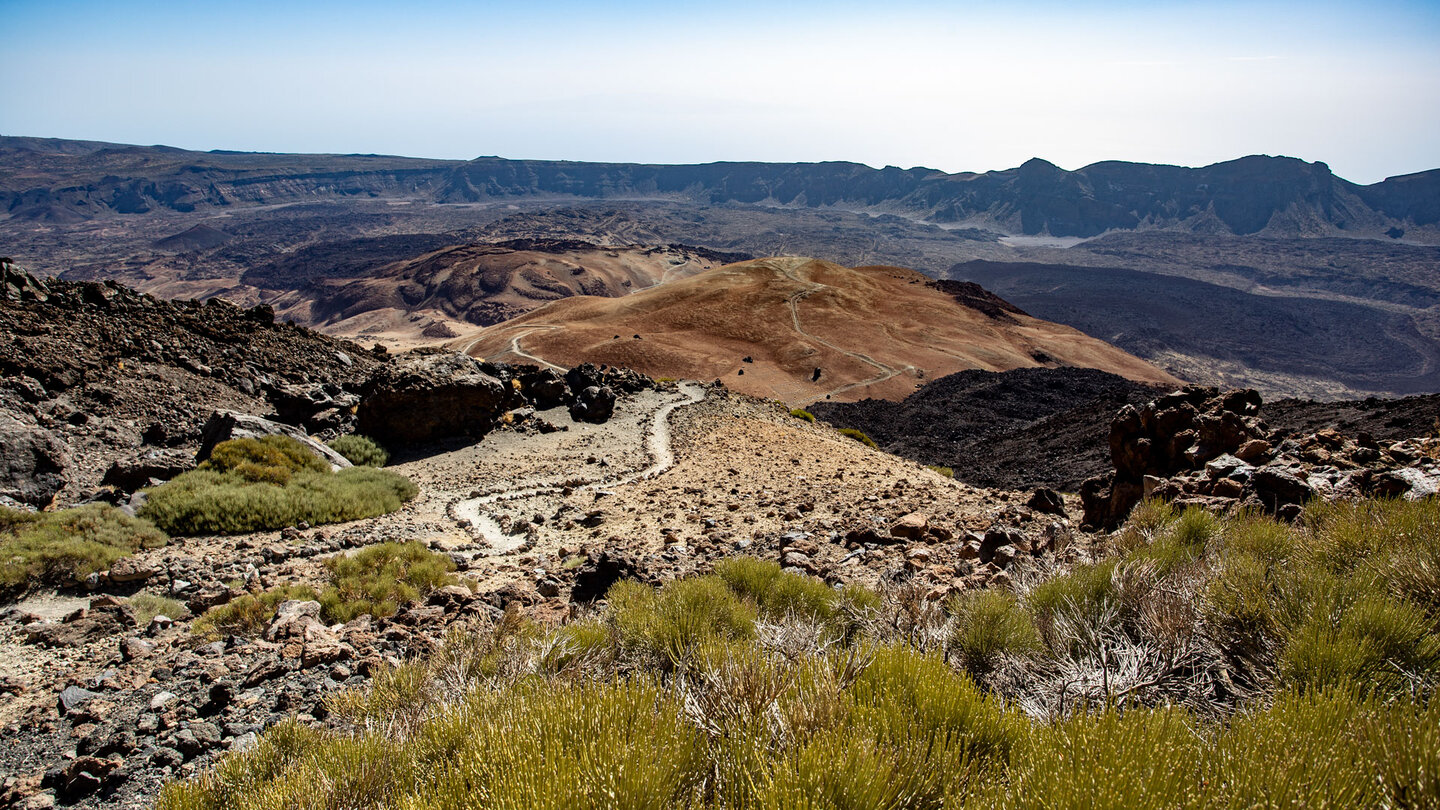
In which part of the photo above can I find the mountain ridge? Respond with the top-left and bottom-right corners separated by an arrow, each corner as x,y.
4,136 -> 1436,239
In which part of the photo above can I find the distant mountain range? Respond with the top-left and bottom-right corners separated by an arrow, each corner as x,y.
3,136 -> 1436,239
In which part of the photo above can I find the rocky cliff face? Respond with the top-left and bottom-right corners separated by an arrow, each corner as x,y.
3,137 -> 1434,238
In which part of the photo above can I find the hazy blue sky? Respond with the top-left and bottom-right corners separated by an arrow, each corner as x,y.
2,0 -> 1437,183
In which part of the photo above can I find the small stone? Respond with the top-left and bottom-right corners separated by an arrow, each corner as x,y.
57,686 -> 99,717
889,512 -> 929,540
149,691 -> 177,712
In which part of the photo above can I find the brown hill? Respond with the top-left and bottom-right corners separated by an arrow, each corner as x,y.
260,239 -> 748,349
453,257 -> 1179,404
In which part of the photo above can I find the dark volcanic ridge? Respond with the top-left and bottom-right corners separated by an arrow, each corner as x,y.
4,136 -> 1437,240
811,367 -> 1170,491
811,366 -> 1440,493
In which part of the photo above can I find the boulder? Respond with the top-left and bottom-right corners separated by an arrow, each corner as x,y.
517,368 -> 570,410
1026,487 -> 1066,515
358,352 -> 508,444
196,411 -> 350,470
889,512 -> 929,540
0,414 -> 68,507
1250,467 -> 1314,511
569,385 -> 616,424
101,448 -> 196,492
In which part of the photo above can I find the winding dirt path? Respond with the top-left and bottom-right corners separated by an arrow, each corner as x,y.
779,265 -> 903,398
453,382 -> 708,552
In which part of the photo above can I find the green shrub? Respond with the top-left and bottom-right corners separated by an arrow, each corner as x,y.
192,584 -> 321,640
992,707 -> 1205,809
327,434 -> 390,467
128,593 -> 188,625
948,590 -> 1041,678
714,557 -> 839,625
1026,559 -> 1118,628
0,504 -> 167,591
610,576 -> 756,663
140,464 -> 417,536
1279,593 -> 1440,695
836,427 -> 877,449
789,408 -> 816,423
926,464 -> 955,478
206,435 -> 329,485
321,541 -> 459,623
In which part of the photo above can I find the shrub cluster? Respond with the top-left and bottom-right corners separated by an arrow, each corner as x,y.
326,434 -> 390,467
159,500 -> 1440,808
789,408 -> 815,423
837,427 -> 877,448
192,542 -> 458,639
139,436 -> 417,535
0,504 -> 167,593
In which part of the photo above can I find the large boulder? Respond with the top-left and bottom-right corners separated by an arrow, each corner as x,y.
357,352 -> 508,444
0,414 -> 68,506
196,411 -> 351,470
101,448 -> 197,492
569,385 -> 616,424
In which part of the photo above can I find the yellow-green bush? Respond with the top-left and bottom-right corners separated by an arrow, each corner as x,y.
327,434 -> 390,467
789,408 -> 816,423
191,584 -> 322,640
948,590 -> 1041,678
610,576 -> 756,663
837,427 -> 877,449
139,437 -> 417,535
321,541 -> 459,623
193,542 -> 457,636
160,500 -> 1440,809
0,504 -> 166,592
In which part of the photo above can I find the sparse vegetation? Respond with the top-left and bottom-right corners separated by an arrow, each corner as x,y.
160,498 -> 1440,808
326,434 -> 390,467
193,542 -> 458,637
0,504 -> 167,593
128,593 -> 188,625
320,541 -> 460,623
926,464 -> 954,478
789,408 -> 815,423
139,436 -> 417,535
191,584 -> 321,641
837,427 -> 877,448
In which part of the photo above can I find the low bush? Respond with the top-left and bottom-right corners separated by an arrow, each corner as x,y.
948,590 -> 1041,678
926,464 -> 955,478
160,541 -> 1440,810
610,576 -> 756,663
789,408 -> 816,423
837,427 -> 877,448
0,504 -> 167,592
327,434 -> 390,467
139,437 -> 417,535
128,593 -> 188,625
321,541 -> 459,623
193,542 -> 457,638
714,557 -> 839,625
191,584 -> 321,640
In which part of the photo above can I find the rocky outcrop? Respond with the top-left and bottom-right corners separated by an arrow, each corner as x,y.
0,414 -> 68,507
1081,386 -> 1267,529
1083,387 -> 1440,527
196,411 -> 351,470
357,352 -> 509,445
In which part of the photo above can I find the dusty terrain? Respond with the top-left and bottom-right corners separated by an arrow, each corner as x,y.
454,257 -> 1178,405
6,136 -> 1440,400
1,375 -> 1081,809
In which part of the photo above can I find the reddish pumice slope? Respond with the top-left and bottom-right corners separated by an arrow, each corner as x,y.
454,256 -> 1180,404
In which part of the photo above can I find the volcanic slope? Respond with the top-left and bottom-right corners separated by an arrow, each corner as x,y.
456,257 -> 1179,404
251,239 -> 748,350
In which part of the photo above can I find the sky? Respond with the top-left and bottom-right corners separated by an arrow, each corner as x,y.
1,0 -> 1437,184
